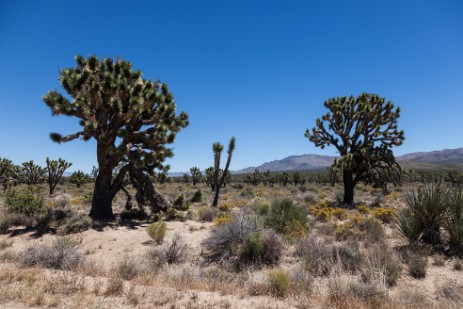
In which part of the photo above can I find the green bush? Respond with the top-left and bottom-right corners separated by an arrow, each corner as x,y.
265,198 -> 308,235
239,232 -> 263,264
408,252 -> 428,279
267,268 -> 290,297
0,215 -> 13,234
444,187 -> 463,253
396,208 -> 423,244
190,189 -> 202,203
173,194 -> 189,210
5,188 -> 44,216
56,212 -> 92,235
146,222 -> 167,244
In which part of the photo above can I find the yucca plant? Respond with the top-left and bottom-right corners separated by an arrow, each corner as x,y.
406,184 -> 448,245
395,208 -> 423,244
443,187 -> 463,253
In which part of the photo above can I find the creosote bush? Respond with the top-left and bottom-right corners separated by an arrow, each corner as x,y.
239,230 -> 284,266
265,198 -> 308,236
146,221 -> 167,244
267,268 -> 290,297
19,236 -> 84,270
5,188 -> 44,216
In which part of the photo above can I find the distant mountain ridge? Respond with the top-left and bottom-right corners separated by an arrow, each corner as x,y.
235,148 -> 463,174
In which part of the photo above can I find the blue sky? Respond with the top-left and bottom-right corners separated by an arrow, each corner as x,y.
1,0 -> 462,173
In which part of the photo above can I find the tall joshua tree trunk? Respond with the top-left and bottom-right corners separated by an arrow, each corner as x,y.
342,169 -> 355,207
90,167 -> 115,220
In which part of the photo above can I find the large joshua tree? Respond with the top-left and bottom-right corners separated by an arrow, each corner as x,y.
43,55 -> 188,220
305,93 -> 404,207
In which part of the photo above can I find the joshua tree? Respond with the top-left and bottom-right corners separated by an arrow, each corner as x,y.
46,158 -> 72,194
211,137 -> 235,207
190,166 -> 202,186
278,172 -> 291,186
21,160 -> 46,185
305,93 -> 404,207
43,55 -> 188,219
69,170 -> 89,188
0,158 -> 20,190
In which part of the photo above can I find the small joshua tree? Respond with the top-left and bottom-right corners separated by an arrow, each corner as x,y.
46,158 -> 72,194
69,170 -> 89,188
211,137 -> 235,207
0,158 -> 22,190
305,93 -> 404,207
190,166 -> 202,186
21,160 -> 46,185
43,55 -> 188,219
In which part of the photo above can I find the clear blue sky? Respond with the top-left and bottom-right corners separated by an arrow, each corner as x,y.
1,0 -> 462,173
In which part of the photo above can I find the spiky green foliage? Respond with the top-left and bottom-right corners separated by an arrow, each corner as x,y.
43,55 -> 188,220
305,93 -> 404,206
46,158 -> 72,194
444,187 -> 463,252
407,184 -> 448,245
69,170 -> 89,188
211,137 -> 236,207
278,172 -> 291,186
0,158 -> 21,190
395,208 -> 423,244
190,166 -> 202,186
21,160 -> 46,185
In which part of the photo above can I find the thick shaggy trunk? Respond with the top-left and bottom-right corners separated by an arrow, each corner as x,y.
90,168 -> 115,220
212,187 -> 221,207
342,169 -> 355,207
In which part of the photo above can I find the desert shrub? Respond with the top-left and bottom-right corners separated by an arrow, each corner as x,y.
105,277 -> 124,296
364,245 -> 402,287
145,247 -> 166,271
197,206 -> 218,222
265,198 -> 308,235
202,210 -> 258,261
213,213 -> 232,227
372,207 -> 396,223
173,194 -> 190,211
0,240 -> 12,250
165,208 -> 178,221
357,204 -> 370,214
436,282 -> 463,303
334,241 -> 363,273
238,230 -> 283,266
240,187 -> 255,198
146,222 -> 167,244
267,268 -> 290,297
358,217 -> 385,243
295,236 -> 334,276
190,189 -> 202,203
163,233 -> 187,264
0,215 -> 14,234
407,184 -> 448,245
443,187 -> 463,253
334,221 -> 364,241
239,232 -> 263,264
408,251 -> 428,279
328,273 -> 387,304
19,236 -> 84,270
5,188 -> 44,216
396,208 -> 423,244
56,212 -> 92,235
35,207 -> 53,231
116,255 -> 140,280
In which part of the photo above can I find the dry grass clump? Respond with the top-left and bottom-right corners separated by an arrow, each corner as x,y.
19,236 -> 84,270
295,236 -> 334,276
115,254 -> 141,280
363,244 -> 402,287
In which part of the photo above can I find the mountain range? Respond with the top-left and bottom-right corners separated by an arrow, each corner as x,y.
235,148 -> 463,174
